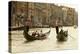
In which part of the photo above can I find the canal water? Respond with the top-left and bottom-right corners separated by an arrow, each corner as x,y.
10,27 -> 78,53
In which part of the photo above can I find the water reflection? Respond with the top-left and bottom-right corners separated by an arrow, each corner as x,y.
56,41 -> 66,49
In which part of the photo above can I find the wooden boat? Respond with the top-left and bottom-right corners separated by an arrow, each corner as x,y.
23,29 -> 51,41
56,30 -> 68,41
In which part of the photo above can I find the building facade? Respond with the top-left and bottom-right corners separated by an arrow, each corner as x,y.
10,1 -> 78,28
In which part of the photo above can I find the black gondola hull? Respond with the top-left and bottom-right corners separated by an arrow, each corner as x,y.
23,30 -> 50,41
56,31 -> 68,41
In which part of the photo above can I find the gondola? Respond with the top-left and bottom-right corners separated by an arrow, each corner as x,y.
56,30 -> 68,41
23,29 -> 51,41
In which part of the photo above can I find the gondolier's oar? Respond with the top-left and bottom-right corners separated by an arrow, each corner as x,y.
64,29 -> 76,40
68,34 -> 76,40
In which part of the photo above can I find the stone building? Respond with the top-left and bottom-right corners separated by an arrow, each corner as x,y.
10,1 -> 78,28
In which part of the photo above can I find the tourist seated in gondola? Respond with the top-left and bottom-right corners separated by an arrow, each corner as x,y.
35,31 -> 40,37
32,31 -> 39,37
39,30 -> 45,37
59,29 -> 64,34
59,28 -> 68,37
39,30 -> 43,35
32,31 -> 36,36
58,28 -> 65,37
64,30 -> 68,37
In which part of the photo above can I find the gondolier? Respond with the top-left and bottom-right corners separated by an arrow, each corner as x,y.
24,17 -> 32,32
55,20 -> 59,34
